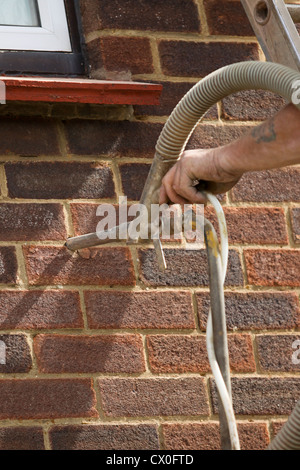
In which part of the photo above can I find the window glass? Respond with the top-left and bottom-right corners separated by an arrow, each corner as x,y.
0,0 -> 40,27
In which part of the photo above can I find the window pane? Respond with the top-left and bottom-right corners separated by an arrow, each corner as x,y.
0,0 -> 40,27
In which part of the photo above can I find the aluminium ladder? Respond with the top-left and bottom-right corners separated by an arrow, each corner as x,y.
241,0 -> 300,71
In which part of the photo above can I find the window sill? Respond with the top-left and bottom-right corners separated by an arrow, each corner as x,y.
1,77 -> 162,105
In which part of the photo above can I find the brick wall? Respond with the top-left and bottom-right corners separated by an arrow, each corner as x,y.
0,0 -> 299,450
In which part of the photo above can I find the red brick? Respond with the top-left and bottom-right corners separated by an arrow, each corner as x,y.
98,378 -> 209,417
0,247 -> 18,284
291,208 -> 300,244
163,422 -> 220,450
256,334 -> 300,372
0,334 -> 32,373
71,202 -> 107,236
0,427 -> 44,450
231,169 -> 300,202
81,0 -> 200,33
64,120 -> 162,158
84,290 -> 195,330
211,377 -> 300,415
245,249 -> 300,287
70,203 -> 136,236
0,290 -> 83,330
197,291 -> 300,330
23,246 -> 135,286
49,424 -> 159,450
204,0 -> 254,36
0,203 -> 66,241
187,123 -> 251,149
146,334 -> 255,373
119,163 -> 151,200
271,421 -> 286,439
0,117 -> 60,156
0,379 -> 97,419
222,90 -> 286,121
5,161 -> 115,200
138,248 -> 243,287
135,81 -> 219,118
205,206 -> 287,245
34,334 -> 145,373
159,41 -> 259,77
88,37 -> 153,76
162,422 -> 269,450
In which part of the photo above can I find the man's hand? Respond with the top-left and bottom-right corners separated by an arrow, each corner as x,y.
159,147 -> 242,205
159,104 -> 300,206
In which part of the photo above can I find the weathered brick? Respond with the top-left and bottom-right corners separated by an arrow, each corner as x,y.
71,202 -> 107,236
187,123 -> 251,149
271,421 -> 286,439
50,424 -> 159,450
88,37 -> 154,76
205,206 -> 287,245
197,291 -> 300,330
211,377 -> 300,415
159,41 -> 259,77
0,427 -> 44,450
0,203 -> 66,241
245,249 -> 300,287
119,163 -> 150,200
5,161 -> 115,200
163,422 -> 220,450
162,422 -> 269,450
147,334 -> 255,373
138,248 -> 243,287
84,290 -> 195,330
0,334 -> 32,373
34,334 -> 145,373
0,117 -> 60,156
23,246 -> 135,286
0,290 -> 83,330
231,169 -> 300,202
81,0 -> 200,33
98,378 -> 209,417
0,379 -> 97,419
0,247 -> 18,284
256,335 -> 300,372
134,81 -> 218,118
64,120 -> 162,158
204,0 -> 254,36
291,208 -> 300,244
70,203 -> 136,236
222,90 -> 286,121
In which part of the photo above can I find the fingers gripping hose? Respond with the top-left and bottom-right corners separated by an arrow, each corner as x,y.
141,61 -> 300,450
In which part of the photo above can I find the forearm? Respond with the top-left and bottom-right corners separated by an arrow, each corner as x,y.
220,103 -> 300,175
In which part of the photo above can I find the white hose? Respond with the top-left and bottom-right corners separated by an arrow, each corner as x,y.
205,193 -> 240,451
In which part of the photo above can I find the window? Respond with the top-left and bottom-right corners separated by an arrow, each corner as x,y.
0,0 -> 85,76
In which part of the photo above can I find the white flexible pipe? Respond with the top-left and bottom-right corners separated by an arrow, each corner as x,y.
205,193 -> 240,450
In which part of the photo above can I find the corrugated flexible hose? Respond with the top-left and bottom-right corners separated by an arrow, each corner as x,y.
144,60 -> 300,450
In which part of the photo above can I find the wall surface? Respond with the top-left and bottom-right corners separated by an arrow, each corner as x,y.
0,0 -> 299,450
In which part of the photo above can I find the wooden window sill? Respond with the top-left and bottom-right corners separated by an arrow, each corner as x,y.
1,77 -> 162,105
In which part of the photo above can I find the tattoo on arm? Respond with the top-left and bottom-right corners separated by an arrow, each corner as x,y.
251,117 -> 277,143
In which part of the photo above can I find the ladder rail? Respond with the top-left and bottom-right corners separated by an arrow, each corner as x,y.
241,0 -> 300,71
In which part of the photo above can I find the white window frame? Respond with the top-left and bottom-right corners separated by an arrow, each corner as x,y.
0,0 -> 71,52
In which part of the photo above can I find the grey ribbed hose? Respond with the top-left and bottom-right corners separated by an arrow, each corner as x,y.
268,400 -> 300,450
155,60 -> 300,160
141,60 -> 300,450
